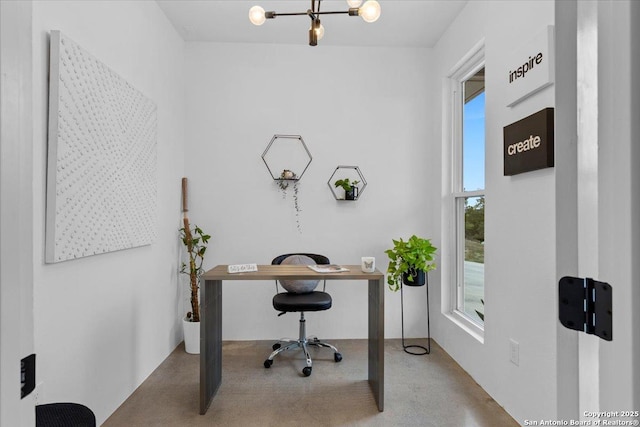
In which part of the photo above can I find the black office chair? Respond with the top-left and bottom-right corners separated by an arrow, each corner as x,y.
263,253 -> 342,377
36,403 -> 96,427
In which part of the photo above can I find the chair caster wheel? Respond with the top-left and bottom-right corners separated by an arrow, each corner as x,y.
272,343 -> 281,351
264,359 -> 273,369
302,367 -> 312,377
334,352 -> 343,362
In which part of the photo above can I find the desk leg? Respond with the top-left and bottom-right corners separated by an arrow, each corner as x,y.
200,279 -> 222,414
368,277 -> 384,411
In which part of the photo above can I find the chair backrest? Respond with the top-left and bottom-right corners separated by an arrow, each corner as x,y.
272,253 -> 330,293
272,253 -> 330,265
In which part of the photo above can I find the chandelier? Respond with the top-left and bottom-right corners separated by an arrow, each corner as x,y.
249,0 -> 381,46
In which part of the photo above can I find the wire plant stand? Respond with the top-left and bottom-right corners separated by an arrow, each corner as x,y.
400,272 -> 431,355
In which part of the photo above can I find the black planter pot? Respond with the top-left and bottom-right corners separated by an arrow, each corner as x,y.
345,187 -> 358,200
402,269 -> 426,287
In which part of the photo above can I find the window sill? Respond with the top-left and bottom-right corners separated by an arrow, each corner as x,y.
444,310 -> 485,344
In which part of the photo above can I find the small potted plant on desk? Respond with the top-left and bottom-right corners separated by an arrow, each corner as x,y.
179,225 -> 210,354
334,178 -> 360,200
385,235 -> 437,291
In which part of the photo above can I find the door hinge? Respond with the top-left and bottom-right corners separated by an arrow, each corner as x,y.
558,276 -> 612,341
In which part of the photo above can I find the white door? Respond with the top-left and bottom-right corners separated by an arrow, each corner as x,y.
589,0 -> 640,414
573,0 -> 639,419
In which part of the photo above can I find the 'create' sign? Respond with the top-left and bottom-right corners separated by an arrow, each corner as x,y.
503,108 -> 554,176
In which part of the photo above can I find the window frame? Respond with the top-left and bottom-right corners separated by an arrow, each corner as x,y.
443,40 -> 486,340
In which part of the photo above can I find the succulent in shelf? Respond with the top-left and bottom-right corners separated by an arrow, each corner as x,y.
278,169 -> 297,190
278,169 -> 302,233
281,169 -> 295,179
334,178 -> 360,200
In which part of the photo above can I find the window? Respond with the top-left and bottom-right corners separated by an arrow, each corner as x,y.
448,48 -> 485,331
458,69 -> 485,325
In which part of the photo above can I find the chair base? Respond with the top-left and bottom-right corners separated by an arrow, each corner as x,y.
264,312 -> 342,376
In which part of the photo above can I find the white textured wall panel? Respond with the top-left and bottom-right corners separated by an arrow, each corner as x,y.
45,31 -> 157,263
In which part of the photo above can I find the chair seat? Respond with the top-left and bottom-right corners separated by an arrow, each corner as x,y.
273,291 -> 332,312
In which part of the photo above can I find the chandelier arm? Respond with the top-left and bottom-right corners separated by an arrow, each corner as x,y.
268,11 -> 311,17
315,10 -> 354,15
270,10 -> 353,17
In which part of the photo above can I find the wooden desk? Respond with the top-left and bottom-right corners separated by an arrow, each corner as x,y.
199,264 -> 385,414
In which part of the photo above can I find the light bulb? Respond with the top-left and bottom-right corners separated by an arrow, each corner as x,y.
359,0 -> 381,23
310,22 -> 325,40
249,5 -> 266,26
347,0 -> 363,7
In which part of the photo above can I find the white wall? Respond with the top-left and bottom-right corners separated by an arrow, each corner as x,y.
432,1 -> 557,424
184,42 -> 438,341
31,1 -> 185,424
1,2 -> 35,425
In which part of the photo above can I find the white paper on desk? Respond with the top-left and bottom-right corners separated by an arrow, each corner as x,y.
307,264 -> 349,273
227,263 -> 258,273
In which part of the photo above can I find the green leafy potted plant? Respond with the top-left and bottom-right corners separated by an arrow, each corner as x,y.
179,225 -> 210,353
334,178 -> 360,200
385,235 -> 437,292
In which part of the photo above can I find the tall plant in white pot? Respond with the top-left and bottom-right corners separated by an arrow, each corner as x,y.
179,224 -> 210,354
179,177 -> 211,354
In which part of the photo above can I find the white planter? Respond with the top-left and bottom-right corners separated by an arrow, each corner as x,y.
182,318 -> 200,354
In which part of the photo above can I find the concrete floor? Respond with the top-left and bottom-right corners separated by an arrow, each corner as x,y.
103,339 -> 518,427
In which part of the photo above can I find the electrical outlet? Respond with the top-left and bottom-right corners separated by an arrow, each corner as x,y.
34,382 -> 44,405
509,339 -> 519,366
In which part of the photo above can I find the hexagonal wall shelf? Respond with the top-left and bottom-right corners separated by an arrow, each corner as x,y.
328,165 -> 367,201
261,135 -> 312,182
